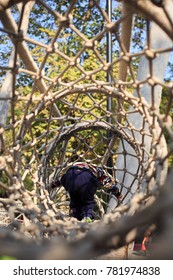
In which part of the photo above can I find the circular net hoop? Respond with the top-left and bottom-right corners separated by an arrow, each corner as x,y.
0,0 -> 173,259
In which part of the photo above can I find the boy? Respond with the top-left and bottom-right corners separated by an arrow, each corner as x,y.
51,162 -> 122,222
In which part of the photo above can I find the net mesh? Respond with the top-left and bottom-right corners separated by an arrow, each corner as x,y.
0,0 -> 173,259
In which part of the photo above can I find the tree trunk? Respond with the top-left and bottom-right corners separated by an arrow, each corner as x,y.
0,1 -> 35,126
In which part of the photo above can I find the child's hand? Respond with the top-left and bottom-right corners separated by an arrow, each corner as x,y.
115,193 -> 123,200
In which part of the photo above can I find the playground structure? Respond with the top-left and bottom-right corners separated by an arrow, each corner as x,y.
0,0 -> 173,259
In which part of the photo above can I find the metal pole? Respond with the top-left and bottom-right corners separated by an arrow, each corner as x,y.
107,0 -> 112,114
106,0 -> 113,175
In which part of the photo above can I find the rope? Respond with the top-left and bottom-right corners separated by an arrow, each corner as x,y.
0,0 -> 172,259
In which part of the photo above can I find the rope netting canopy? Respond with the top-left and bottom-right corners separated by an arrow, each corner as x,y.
0,0 -> 173,259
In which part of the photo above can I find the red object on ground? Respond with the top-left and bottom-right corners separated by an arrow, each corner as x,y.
133,236 -> 151,251
141,243 -> 147,251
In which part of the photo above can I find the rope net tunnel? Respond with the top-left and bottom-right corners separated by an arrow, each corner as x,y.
0,0 -> 173,259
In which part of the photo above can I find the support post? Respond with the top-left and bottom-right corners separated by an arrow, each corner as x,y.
106,0 -> 113,175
